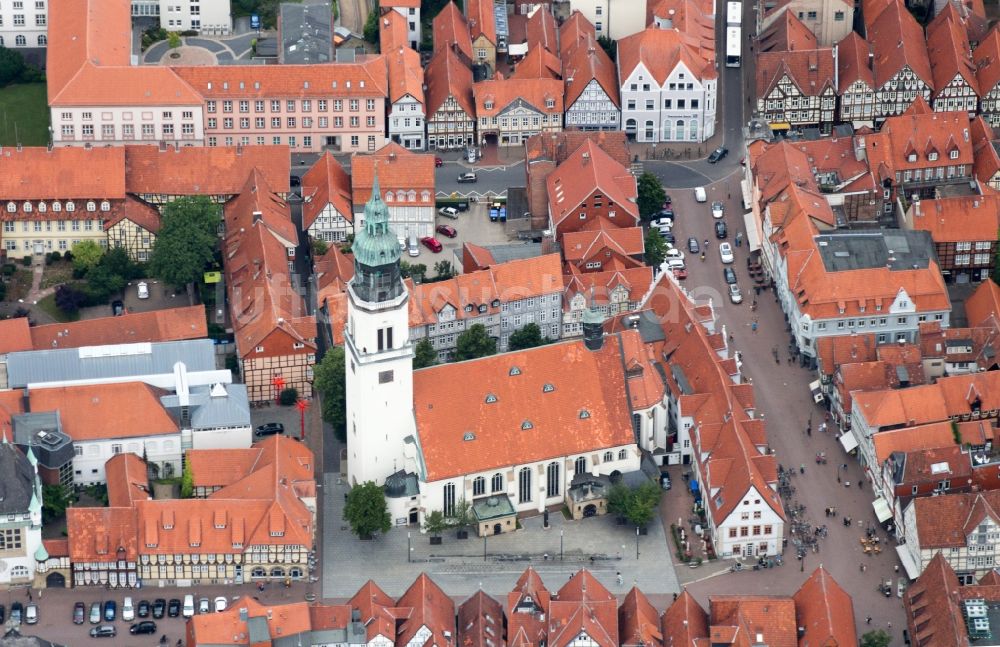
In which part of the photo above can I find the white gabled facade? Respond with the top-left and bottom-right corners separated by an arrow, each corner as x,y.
307,201 -> 352,243
385,4 -> 421,49
981,82 -> 1000,127
619,59 -> 716,143
875,67 -> 932,121
0,0 -> 47,49
839,78 -> 876,127
933,73 -> 978,115
565,79 -> 621,131
713,485 -> 785,559
389,95 -> 426,151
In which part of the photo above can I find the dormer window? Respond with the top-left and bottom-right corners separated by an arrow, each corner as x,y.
950,150 -> 959,160
491,299 -> 500,308
478,304 -> 486,313
579,409 -> 591,419
22,202 -> 31,212
928,152 -> 938,161
37,202 -> 46,212
463,432 -> 476,441
6,202 -> 14,213
465,304 -> 474,313
545,98 -> 555,108
485,393 -> 497,403
907,153 -> 916,163
86,201 -> 96,212
521,421 -> 533,430
484,100 -> 494,110
542,383 -> 555,393
509,366 -> 521,376
100,200 -> 110,211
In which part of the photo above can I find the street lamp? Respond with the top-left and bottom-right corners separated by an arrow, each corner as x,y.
560,530 -> 564,561
483,534 -> 487,562
407,532 -> 411,563
636,526 -> 640,559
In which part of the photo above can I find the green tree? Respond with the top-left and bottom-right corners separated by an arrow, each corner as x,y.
363,8 -> 379,46
637,172 -> 666,219
597,35 -> 616,62
0,46 -> 27,86
54,284 -> 86,314
607,483 -> 630,518
433,260 -> 456,280
279,387 -> 299,406
343,481 -> 391,539
71,241 -> 103,273
41,484 -> 72,521
625,481 -> 662,528
400,261 -> 428,282
167,31 -> 182,48
84,264 -> 127,302
644,228 -> 668,267
149,196 -> 220,293
311,237 -> 329,257
99,246 -> 142,280
451,498 -> 473,531
312,347 -> 346,442
422,509 -> 449,539
455,324 -> 496,361
413,338 -> 438,369
508,323 -> 547,351
180,461 -> 194,498
860,630 -> 891,647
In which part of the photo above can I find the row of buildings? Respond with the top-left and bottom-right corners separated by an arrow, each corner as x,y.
185,567 -> 858,647
755,0 -> 1000,131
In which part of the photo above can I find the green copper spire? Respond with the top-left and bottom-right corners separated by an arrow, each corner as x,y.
350,167 -> 405,303
34,543 -> 48,562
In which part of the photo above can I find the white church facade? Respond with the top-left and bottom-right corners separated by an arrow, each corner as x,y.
343,174 -> 649,531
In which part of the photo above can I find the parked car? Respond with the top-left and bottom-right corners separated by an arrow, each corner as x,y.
437,206 -> 459,219
661,230 -> 676,244
694,187 -> 707,202
650,217 -> 673,231
715,219 -> 728,239
136,281 -> 149,299
214,596 -> 228,613
103,600 -> 116,622
665,258 -> 686,271
407,234 -> 419,258
137,600 -> 150,618
711,201 -> 724,219
130,621 -> 157,635
687,237 -> 700,254
723,267 -> 738,284
660,472 -> 672,490
456,172 -> 478,183
435,224 -> 457,238
664,247 -> 685,261
434,157 -> 443,167
152,599 -> 166,619
90,625 -> 117,638
254,422 -> 284,437
10,602 -> 22,625
198,597 -> 211,614
73,602 -> 85,625
707,146 -> 728,163
111,300 -> 124,316
25,603 -> 37,625
122,596 -> 134,622
183,595 -> 195,618
420,237 -> 443,253
672,267 -> 688,280
89,601 -> 101,624
728,283 -> 743,304
167,598 -> 181,618
719,242 -> 734,264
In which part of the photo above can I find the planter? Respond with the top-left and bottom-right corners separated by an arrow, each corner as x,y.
456,530 -> 469,540
429,536 -> 442,545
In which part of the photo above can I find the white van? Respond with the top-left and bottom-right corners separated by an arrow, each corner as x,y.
122,597 -> 135,622
182,594 -> 195,618
694,187 -> 707,202
407,234 -> 420,257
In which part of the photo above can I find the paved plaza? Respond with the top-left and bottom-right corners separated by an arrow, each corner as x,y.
322,474 -> 680,598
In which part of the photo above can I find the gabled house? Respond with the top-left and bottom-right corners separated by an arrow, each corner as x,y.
546,140 -> 639,239
867,0 -> 934,121
561,227 -> 645,273
927,6 -> 980,115
562,266 -> 654,337
562,34 -> 621,132
301,152 -> 354,243
901,490 -> 1000,581
548,571 -> 618,647
837,32 -> 876,127
425,47 -> 477,151
903,194 -> 1000,283
380,10 -> 427,150
379,0 -> 421,49
474,77 -> 563,147
350,142 -> 436,238
756,47 -> 837,132
756,0 -> 855,47
974,27 -> 1000,128
466,0 -> 498,73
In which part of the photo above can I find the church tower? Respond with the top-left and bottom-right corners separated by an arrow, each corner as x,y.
345,170 -> 415,487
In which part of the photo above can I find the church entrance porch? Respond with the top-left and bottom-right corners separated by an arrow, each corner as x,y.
473,495 -> 517,537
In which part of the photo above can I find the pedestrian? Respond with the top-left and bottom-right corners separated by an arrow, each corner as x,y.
866,615 -> 872,625
728,332 -> 734,343
751,322 -> 758,334
888,622 -> 892,630
27,590 -> 31,602
859,563 -> 864,572
894,564 -> 899,573
806,425 -> 811,436
616,572 -> 623,586
799,464 -> 805,474
673,592 -> 678,601
858,479 -> 863,490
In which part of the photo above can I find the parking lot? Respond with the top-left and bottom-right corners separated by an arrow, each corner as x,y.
404,203 -> 517,271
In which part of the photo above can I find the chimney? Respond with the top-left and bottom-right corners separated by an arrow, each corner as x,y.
582,151 -> 590,164
239,608 -> 248,622
854,136 -> 866,162
252,211 -> 263,224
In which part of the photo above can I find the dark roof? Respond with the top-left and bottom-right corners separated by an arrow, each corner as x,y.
280,1 -> 334,64
815,230 -> 936,272
0,442 -> 35,515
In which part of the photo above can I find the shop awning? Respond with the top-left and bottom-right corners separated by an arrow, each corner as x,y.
770,122 -> 791,131
838,433 -> 859,453
872,497 -> 893,523
740,179 -> 753,210
895,545 -> 921,580
742,213 -> 761,252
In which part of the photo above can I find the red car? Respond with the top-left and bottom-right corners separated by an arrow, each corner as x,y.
672,267 -> 688,280
420,236 -> 443,252
436,224 -> 457,238
434,157 -> 443,167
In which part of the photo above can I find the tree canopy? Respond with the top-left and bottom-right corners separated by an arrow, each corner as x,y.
343,481 -> 391,539
637,172 -> 666,219
413,338 -> 438,369
312,347 -> 347,442
0,46 -> 27,86
860,631 -> 890,647
455,324 -> 496,361
363,8 -> 379,46
149,196 -> 220,289
608,481 -> 662,528
508,323 -> 549,351
71,241 -> 104,273
644,228 -> 668,267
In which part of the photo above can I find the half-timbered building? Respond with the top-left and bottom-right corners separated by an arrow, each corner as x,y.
927,6 -> 979,115
974,27 -> 1000,128
836,32 -> 876,127
424,48 -> 477,151
867,0 -> 934,122
474,78 -> 563,147
756,48 -> 837,132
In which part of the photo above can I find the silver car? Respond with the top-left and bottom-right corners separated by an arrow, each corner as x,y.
729,283 -> 743,304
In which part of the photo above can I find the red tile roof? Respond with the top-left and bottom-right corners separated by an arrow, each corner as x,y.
548,140 -> 639,231
910,194 -> 1000,242
385,42 -> 425,105
549,571 -> 617,647
708,597 -> 798,647
397,574 -> 456,647
125,145 -> 291,196
856,370 -> 1000,430
103,196 -> 163,234
413,339 -> 634,481
0,146 -> 126,201
965,277 -> 1000,328
660,591 -> 709,646
563,36 -> 621,109
871,421 -> 964,465
837,31 -> 875,90
912,491 -> 1000,548
301,152 -> 353,230
904,553 -> 969,647
30,305 -> 207,350
425,46 -> 477,117
511,46 -> 563,80
617,27 -> 716,85
647,0 -> 715,52
562,228 -> 645,264
618,587 -> 663,647
926,8 -> 979,97
474,77 -> 564,117
525,7 -> 558,55
349,581 -> 399,642
31,382 -> 178,441
105,452 -> 151,508
350,142 -> 435,206
793,567 -> 858,647
47,0 -> 132,103
867,0 -> 933,90
525,131 -> 632,168
756,48 -> 836,101
507,568 -> 550,647
458,591 -> 504,647
223,168 -> 299,248
563,267 -> 654,309
0,318 -> 32,355
189,597 -> 313,645
758,11 -> 817,52
66,506 -> 138,562
466,0 -> 497,44
380,8 -> 410,52
559,11 -> 596,58
433,1 -> 474,62
974,27 -> 1000,97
